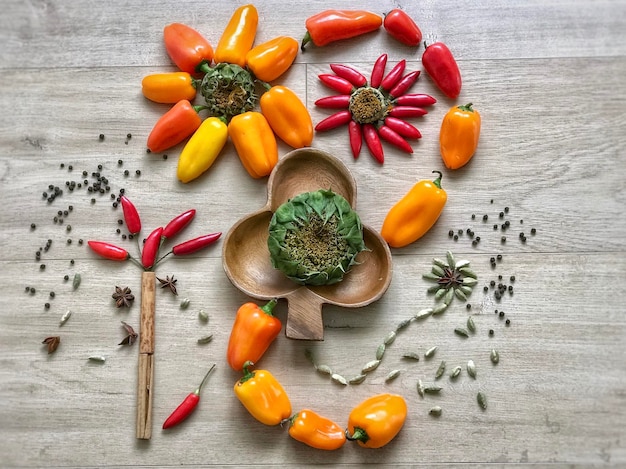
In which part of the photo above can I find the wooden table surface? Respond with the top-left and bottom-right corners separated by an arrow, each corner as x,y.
1,0 -> 625,467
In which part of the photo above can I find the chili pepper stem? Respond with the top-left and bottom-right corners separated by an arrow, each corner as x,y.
154,250 -> 173,267
128,256 -> 145,270
194,364 -> 216,395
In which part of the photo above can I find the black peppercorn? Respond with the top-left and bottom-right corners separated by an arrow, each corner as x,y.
489,329 -> 494,336
471,214 -> 476,220
453,234 -> 458,241
448,230 -> 454,237
482,214 -> 488,221
457,229 -> 463,235
490,280 -> 496,287
91,198 -> 96,204
490,257 -> 496,263
501,236 -> 506,243
64,275 -> 69,281
70,259 -> 74,265
483,286 -> 488,292
475,236 -> 480,242
466,304 -> 471,310
49,292 -> 55,298
508,285 -> 513,292
499,212 -> 504,218
163,154 -> 168,160
496,254 -> 502,261
504,207 -> 509,213
66,239 -> 71,244
116,228 -> 121,234
531,228 -> 536,235
117,219 -> 123,225
135,169 -> 141,176
40,264 -> 45,270
45,303 -> 50,309
78,239 -> 83,245
505,319 -> 511,326
499,311 -> 505,318
127,133 -> 132,139
124,170 -> 129,176
504,220 -> 510,227
30,223 -> 36,230
99,134 -> 105,140
510,275 -> 516,282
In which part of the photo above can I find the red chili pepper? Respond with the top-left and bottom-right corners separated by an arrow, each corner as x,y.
348,120 -> 362,159
162,364 -> 216,429
393,93 -> 437,107
119,196 -> 141,236
172,232 -> 222,256
315,110 -> 352,132
163,23 -> 214,74
318,74 -> 354,95
383,9 -> 422,46
380,60 -> 406,91
87,241 -> 129,261
370,53 -> 387,88
314,95 -> 350,109
378,125 -> 413,153
302,10 -> 383,50
388,106 -> 428,118
422,41 -> 462,99
141,227 -> 163,270
384,116 -> 422,139
162,209 -> 196,240
329,64 -> 367,88
363,124 -> 384,163
147,100 -> 205,153
389,70 -> 420,98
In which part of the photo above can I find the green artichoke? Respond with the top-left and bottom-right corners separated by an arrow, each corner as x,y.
200,63 -> 257,121
268,189 -> 367,286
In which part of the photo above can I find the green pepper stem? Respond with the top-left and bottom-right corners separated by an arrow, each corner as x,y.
153,250 -> 173,267
345,426 -> 369,443
128,255 -> 144,270
239,361 -> 256,384
196,60 -> 212,74
193,105 -> 210,113
261,298 -> 278,316
300,31 -> 311,51
193,363 -> 216,396
458,103 -> 474,112
432,170 -> 443,189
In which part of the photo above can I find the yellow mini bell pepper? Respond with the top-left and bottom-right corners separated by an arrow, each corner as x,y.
246,36 -> 299,82
141,72 -> 198,104
228,111 -> 278,178
176,117 -> 228,183
381,171 -> 448,248
260,86 -> 313,149
440,103 -> 481,169
214,4 -> 258,67
234,361 -> 292,426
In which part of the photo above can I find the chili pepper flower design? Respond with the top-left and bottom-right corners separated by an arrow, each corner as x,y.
314,54 -> 437,163
142,5 -> 313,183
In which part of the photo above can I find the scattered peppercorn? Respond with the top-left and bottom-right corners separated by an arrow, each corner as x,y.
448,230 -> 454,237
482,214 -> 488,221
64,275 -> 69,281
40,264 -> 45,270
49,292 -> 55,298
70,259 -> 75,265
499,311 -> 505,318
162,154 -> 167,160
510,275 -> 515,282
506,319 -> 511,326
466,304 -> 471,310
531,228 -> 536,235
135,170 -> 141,176
499,212 -> 504,218
117,219 -> 123,225
501,236 -> 506,243
483,286 -> 488,292
99,134 -> 105,140
489,329 -> 494,336
504,207 -> 509,213
453,235 -> 458,241
124,170 -> 129,176
497,254 -> 502,261
471,214 -> 476,220
44,303 -> 50,309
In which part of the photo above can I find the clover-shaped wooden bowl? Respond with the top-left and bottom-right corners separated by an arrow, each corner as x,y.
222,148 -> 393,340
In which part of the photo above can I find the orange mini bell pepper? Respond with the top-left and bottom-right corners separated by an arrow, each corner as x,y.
214,4 -> 258,67
146,100 -> 205,153
260,86 -> 313,149
301,10 -> 383,50
440,103 -> 481,169
381,171 -> 448,248
246,36 -> 299,82
234,361 -> 291,426
345,393 -> 407,449
228,111 -> 278,178
163,23 -> 214,74
141,72 -> 197,104
227,299 -> 281,371
288,409 -> 346,450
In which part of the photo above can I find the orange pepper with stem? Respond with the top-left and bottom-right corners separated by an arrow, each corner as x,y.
141,72 -> 198,104
163,23 -> 214,74
214,4 -> 258,67
146,100 -> 206,153
260,86 -> 313,149
228,111 -> 278,178
288,409 -> 346,450
233,361 -> 291,426
439,103 -> 481,169
301,10 -> 383,50
226,299 -> 281,371
345,393 -> 407,448
380,171 -> 448,248
245,36 -> 299,82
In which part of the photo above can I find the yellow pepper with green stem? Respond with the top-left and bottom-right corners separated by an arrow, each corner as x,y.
176,117 -> 228,183
228,111 -> 278,178
380,171 -> 448,248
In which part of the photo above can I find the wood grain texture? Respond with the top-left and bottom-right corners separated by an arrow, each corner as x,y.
1,0 -> 625,467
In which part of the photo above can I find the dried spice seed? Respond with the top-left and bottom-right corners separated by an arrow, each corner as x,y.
384,331 -> 397,345
316,364 -> 333,376
477,391 -> 487,410
72,273 -> 81,290
362,360 -> 381,373
331,373 -> 348,386
450,366 -> 462,379
42,336 -> 60,354
197,334 -> 213,344
376,343 -> 386,360
157,275 -> 178,295
425,346 -> 438,359
435,360 -> 446,379
402,352 -> 420,361
454,328 -> 469,338
414,308 -> 433,320
396,318 -> 412,331
112,286 -> 134,308
198,309 -> 209,322
424,385 -> 442,394
467,360 -> 477,379
348,374 -> 367,385
88,356 -> 106,363
490,349 -> 500,364
429,406 -> 442,417
385,369 -> 401,382
180,298 -> 191,309
467,316 -> 476,333
59,310 -> 72,326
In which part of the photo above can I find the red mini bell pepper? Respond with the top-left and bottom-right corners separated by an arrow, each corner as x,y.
422,42 -> 462,99
383,9 -> 422,46
146,100 -> 205,153
163,23 -> 214,74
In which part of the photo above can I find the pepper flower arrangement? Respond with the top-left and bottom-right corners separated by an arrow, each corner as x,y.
142,5 -> 313,183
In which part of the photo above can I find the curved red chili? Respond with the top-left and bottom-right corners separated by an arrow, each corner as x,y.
162,364 -> 216,429
329,64 -> 367,88
87,241 -> 129,261
162,209 -> 196,240
384,116 -> 422,139
314,95 -> 350,109
393,93 -> 437,107
141,227 -> 163,270
422,41 -> 462,99
363,124 -> 384,163
348,120 -> 362,159
389,70 -> 420,98
120,196 -> 141,236
383,9 -> 422,46
380,60 -> 406,91
388,106 -> 428,118
318,74 -> 354,95
370,54 -> 387,88
172,232 -> 222,256
378,125 -> 413,153
315,110 -> 352,131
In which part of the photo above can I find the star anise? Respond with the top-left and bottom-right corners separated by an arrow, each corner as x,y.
112,286 -> 135,308
156,275 -> 178,295
437,267 -> 463,289
118,321 -> 138,346
42,336 -> 60,354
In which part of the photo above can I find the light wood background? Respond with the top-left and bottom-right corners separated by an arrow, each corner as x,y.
1,0 -> 625,467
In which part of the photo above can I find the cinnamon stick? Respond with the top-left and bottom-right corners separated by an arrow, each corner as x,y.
136,271 -> 156,439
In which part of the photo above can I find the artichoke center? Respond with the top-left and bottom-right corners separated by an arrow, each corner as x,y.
200,63 -> 257,121
349,87 -> 388,124
283,214 -> 349,273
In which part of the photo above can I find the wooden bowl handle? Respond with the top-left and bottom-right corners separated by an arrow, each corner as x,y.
284,287 -> 326,341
